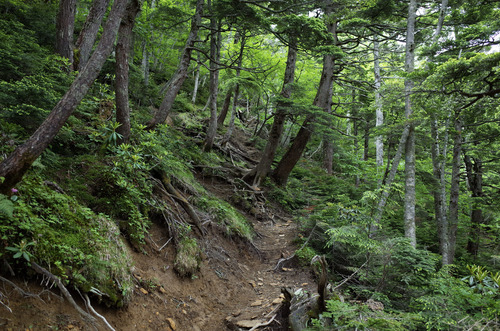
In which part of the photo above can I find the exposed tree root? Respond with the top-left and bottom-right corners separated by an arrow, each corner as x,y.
30,262 -> 100,330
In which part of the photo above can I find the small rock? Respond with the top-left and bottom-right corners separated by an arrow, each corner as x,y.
235,320 -> 264,328
257,277 -> 263,281
249,280 -> 257,288
282,267 -> 293,272
166,318 -> 176,330
270,282 -> 279,286
301,283 -> 308,286
159,287 -> 167,293
139,287 -> 148,295
257,282 -> 264,286
250,300 -> 262,306
232,310 -> 241,317
272,298 -> 283,304
182,309 -> 187,315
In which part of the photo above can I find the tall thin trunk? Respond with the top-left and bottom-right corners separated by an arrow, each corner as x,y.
430,115 -> 449,263
0,0 -> 129,194
217,89 -> 233,127
115,0 -> 141,144
372,124 -> 411,228
374,38 -> 384,169
446,110 -> 462,264
55,0 -> 77,67
141,40 -> 150,86
404,0 -> 418,247
464,152 -> 482,257
202,9 -> 221,152
244,42 -> 297,187
75,0 -> 110,70
221,36 -> 246,145
147,0 -> 204,129
191,52 -> 202,104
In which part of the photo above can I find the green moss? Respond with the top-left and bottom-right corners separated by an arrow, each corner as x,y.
3,175 -> 133,307
196,196 -> 253,240
174,237 -> 201,277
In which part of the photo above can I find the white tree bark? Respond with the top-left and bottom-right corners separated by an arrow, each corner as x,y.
374,38 -> 384,170
404,0 -> 418,247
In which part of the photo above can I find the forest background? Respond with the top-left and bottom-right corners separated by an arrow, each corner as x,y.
0,0 -> 499,329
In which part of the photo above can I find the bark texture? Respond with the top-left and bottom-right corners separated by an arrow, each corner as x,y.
75,0 -> 110,70
403,0 -> 417,247
0,0 -> 129,194
55,0 -> 77,66
115,0 -> 141,143
464,153 -> 482,257
202,7 -> 221,152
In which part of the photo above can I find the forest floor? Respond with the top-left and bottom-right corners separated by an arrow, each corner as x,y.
0,128 -> 317,330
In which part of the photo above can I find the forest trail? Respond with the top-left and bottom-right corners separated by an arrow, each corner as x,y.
0,128 -> 317,330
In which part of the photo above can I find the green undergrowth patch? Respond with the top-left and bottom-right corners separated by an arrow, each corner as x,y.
196,195 -> 253,240
0,175 -> 133,307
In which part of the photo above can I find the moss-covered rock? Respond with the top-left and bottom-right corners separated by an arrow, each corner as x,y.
1,175 -> 134,307
174,237 -> 201,277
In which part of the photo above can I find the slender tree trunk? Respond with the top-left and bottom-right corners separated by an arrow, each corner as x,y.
221,84 -> 240,146
55,0 -> 77,67
404,0 -> 417,247
244,42 -> 297,187
74,0 -> 110,70
464,152 -> 482,257
191,52 -> 202,104
372,124 -> 411,229
0,0 -> 129,195
430,115 -> 449,263
115,0 -> 141,144
446,110 -> 462,264
141,40 -> 150,86
202,9 -> 221,152
374,38 -> 384,170
217,89 -> 233,127
146,0 -> 204,129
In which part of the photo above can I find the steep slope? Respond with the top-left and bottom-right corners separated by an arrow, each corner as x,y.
0,128 -> 317,330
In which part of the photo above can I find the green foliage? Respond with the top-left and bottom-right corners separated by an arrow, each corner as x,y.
462,264 -> 500,295
0,193 -> 14,219
411,266 -> 499,330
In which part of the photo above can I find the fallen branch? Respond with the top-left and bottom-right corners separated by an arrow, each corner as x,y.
249,313 -> 277,331
332,260 -> 368,291
273,222 -> 318,271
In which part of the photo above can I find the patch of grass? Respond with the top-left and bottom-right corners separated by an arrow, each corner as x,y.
174,237 -> 201,277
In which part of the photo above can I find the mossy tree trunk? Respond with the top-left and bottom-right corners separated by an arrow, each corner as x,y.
0,0 -> 129,195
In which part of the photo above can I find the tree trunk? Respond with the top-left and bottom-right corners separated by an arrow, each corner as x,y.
445,110 -> 463,264
221,84 -> 240,146
430,115 -> 449,264
202,7 -> 221,152
191,52 -> 202,104
74,0 -> 110,70
55,0 -> 77,67
372,124 -> 411,229
374,38 -> 384,169
244,42 -> 297,187
0,0 -> 129,195
464,153 -> 482,257
146,0 -> 204,129
404,0 -> 417,247
217,89 -> 233,127
115,0 -> 141,144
